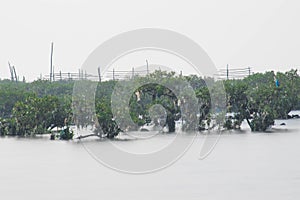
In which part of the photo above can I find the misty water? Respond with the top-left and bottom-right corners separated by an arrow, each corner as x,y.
1,119 -> 300,200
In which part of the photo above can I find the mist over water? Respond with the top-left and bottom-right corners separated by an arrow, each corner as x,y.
0,119 -> 299,200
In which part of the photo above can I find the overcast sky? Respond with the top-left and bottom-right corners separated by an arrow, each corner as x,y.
0,0 -> 299,81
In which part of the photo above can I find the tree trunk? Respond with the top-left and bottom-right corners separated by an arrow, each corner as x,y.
245,117 -> 254,131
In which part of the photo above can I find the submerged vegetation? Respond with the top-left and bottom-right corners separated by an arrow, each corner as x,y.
0,69 -> 299,138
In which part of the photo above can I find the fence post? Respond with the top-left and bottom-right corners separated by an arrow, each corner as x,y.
146,60 -> 149,75
226,64 -> 229,80
98,67 -> 101,82
132,67 -> 135,78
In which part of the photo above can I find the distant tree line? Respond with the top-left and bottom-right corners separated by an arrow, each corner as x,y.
0,69 -> 299,138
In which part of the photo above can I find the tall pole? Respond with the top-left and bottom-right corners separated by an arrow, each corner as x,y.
248,67 -> 251,76
50,42 -> 54,82
12,66 -> 18,82
8,62 -> 14,81
52,65 -> 55,81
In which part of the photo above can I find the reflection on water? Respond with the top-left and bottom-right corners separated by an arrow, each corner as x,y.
0,119 -> 299,200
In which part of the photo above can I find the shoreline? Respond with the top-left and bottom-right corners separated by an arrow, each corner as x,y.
1,118 -> 299,141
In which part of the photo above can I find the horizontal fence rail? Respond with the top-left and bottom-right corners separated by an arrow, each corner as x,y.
42,66 -> 253,82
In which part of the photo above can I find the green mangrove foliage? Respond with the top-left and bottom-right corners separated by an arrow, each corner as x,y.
224,70 -> 300,131
0,80 -> 73,137
0,69 -> 299,137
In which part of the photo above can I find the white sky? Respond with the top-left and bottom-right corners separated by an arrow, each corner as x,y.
0,0 -> 299,81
